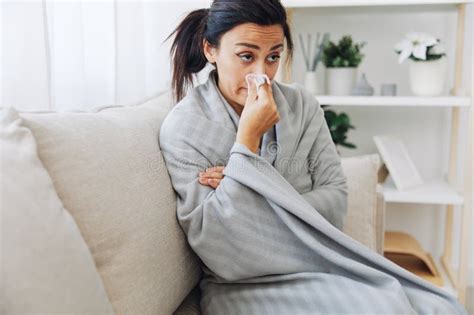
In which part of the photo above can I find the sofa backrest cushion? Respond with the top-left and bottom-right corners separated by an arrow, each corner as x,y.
1,108 -> 114,314
19,92 -> 202,314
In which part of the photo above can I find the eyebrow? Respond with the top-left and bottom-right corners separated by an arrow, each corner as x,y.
235,43 -> 284,51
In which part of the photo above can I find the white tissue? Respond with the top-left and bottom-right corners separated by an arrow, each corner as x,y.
245,73 -> 271,93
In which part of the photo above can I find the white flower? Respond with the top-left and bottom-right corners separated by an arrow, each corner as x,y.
394,32 -> 438,64
429,43 -> 446,55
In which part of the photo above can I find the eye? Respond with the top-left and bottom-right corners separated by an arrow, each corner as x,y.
267,54 -> 281,63
239,54 -> 253,62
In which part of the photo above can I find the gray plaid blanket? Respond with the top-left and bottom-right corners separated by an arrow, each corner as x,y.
159,71 -> 466,314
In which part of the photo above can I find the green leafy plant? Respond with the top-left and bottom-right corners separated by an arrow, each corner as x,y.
322,35 -> 366,68
322,105 -> 356,151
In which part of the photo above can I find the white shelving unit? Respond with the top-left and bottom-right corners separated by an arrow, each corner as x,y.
182,0 -> 472,8
281,0 -> 471,7
281,0 -> 472,305
315,95 -> 471,107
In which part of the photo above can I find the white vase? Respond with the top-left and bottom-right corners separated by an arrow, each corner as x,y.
326,67 -> 357,95
304,71 -> 319,95
408,56 -> 447,96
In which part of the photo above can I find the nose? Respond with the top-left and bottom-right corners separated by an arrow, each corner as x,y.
252,60 -> 267,76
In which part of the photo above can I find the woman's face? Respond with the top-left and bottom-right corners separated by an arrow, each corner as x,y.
204,23 -> 284,114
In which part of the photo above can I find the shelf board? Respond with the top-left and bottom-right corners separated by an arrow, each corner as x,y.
282,0 -> 469,7
173,0 -> 468,8
377,179 -> 464,205
315,95 -> 471,107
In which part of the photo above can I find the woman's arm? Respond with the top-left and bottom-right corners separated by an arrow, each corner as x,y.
300,101 -> 348,231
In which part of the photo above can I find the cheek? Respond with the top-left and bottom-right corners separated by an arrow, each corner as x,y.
268,63 -> 280,80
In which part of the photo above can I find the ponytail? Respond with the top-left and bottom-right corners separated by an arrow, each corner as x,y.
167,9 -> 209,103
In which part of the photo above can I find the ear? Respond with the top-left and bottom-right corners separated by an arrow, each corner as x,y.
203,39 -> 217,64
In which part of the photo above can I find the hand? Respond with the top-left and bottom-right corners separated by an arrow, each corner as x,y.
236,76 -> 280,153
198,166 -> 225,189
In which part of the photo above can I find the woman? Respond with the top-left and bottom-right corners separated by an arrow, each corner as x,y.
159,1 -> 466,314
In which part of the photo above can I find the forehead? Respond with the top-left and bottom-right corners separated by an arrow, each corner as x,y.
221,23 -> 284,47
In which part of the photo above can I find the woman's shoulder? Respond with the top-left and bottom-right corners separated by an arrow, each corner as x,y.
159,90 -> 197,142
160,82 -> 209,122
168,88 -> 205,115
159,81 -> 224,147
163,78 -> 220,124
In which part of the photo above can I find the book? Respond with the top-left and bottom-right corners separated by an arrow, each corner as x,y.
373,135 -> 423,191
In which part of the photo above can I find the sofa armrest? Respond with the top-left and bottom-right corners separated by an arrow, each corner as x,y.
375,189 -> 386,255
341,154 -> 381,252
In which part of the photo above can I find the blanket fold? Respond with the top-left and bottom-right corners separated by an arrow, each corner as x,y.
159,70 -> 466,314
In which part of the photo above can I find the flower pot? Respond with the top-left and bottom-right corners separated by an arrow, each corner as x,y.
304,71 -> 324,95
326,67 -> 357,95
408,56 -> 447,96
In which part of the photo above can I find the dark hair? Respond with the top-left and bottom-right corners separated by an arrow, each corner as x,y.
165,0 -> 293,103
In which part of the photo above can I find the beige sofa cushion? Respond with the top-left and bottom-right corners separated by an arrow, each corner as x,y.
342,154 -> 380,252
174,286 -> 201,315
375,188 -> 386,255
19,92 -> 201,314
1,108 -> 113,314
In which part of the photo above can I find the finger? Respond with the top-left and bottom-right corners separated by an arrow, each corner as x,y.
265,75 -> 271,85
198,176 -> 210,186
208,178 -> 221,189
205,166 -> 225,173
201,171 -> 224,179
199,166 -> 223,178
245,75 -> 258,100
257,81 -> 272,100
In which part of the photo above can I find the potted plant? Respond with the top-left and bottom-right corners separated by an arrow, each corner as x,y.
322,35 -> 366,95
322,105 -> 356,154
394,32 -> 447,96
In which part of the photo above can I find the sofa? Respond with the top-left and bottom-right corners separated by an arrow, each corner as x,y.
1,90 -> 385,314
